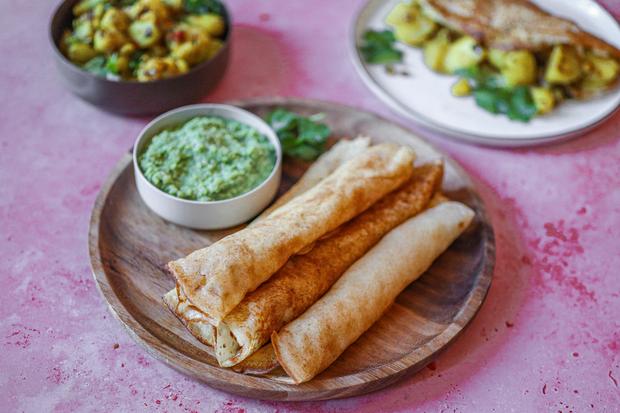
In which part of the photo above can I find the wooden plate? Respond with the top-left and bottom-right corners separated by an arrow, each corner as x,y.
89,97 -> 495,401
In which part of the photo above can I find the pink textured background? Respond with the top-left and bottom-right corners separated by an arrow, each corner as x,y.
1,1 -> 619,412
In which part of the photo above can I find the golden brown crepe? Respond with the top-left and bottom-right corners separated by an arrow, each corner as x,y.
214,162 -> 444,367
420,0 -> 620,59
168,143 -> 415,322
271,201 -> 475,384
163,286 -> 215,346
254,136 -> 371,221
162,138 -> 372,368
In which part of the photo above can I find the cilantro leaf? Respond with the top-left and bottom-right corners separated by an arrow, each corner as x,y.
457,67 -> 537,122
266,108 -> 331,161
83,56 -> 109,76
360,29 -> 403,65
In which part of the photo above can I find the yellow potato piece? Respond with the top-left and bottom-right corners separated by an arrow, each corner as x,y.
443,36 -> 485,74
423,29 -> 450,73
531,87 -> 555,114
451,78 -> 471,97
545,45 -> 582,85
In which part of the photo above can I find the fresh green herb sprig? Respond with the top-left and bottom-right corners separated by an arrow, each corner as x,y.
360,29 -> 403,65
266,109 -> 331,161
184,0 -> 223,15
456,67 -> 537,122
83,54 -> 120,78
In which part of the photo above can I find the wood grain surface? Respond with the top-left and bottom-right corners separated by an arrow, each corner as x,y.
88,97 -> 495,401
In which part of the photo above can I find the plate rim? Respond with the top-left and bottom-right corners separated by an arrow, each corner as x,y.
349,0 -> 620,147
88,97 -> 496,400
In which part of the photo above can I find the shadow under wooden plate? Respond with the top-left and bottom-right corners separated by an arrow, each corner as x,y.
88,97 -> 495,401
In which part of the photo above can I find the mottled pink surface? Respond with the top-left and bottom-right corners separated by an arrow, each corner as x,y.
1,1 -> 619,412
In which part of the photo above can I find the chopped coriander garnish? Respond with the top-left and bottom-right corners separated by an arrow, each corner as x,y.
360,29 -> 403,65
266,109 -> 331,161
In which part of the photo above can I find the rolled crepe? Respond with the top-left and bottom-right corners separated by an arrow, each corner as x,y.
215,162 -> 444,367
255,136 -> 371,220
162,137 -> 370,344
163,287 -> 215,346
271,201 -> 475,383
169,143 -> 415,322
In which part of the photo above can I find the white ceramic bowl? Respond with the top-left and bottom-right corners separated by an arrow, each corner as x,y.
133,104 -> 282,230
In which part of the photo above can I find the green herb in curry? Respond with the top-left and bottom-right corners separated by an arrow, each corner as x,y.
266,109 -> 331,161
139,116 -> 276,201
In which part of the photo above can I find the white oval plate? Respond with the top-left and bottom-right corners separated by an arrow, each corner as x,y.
351,0 -> 620,146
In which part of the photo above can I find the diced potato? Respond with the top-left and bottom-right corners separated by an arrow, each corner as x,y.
545,45 -> 582,84
127,0 -> 170,22
136,57 -> 186,81
119,43 -> 136,56
101,8 -> 129,32
583,54 -> 619,83
443,36 -> 485,73
73,19 -> 94,43
163,0 -> 183,11
423,29 -> 450,72
451,78 -> 471,97
67,43 -> 98,63
186,14 -> 226,37
393,15 -> 437,46
93,29 -> 126,53
488,49 -> 506,69
386,1 -> 436,46
129,20 -> 161,48
385,2 -> 414,27
73,0 -> 103,16
490,50 -> 537,86
531,87 -> 555,114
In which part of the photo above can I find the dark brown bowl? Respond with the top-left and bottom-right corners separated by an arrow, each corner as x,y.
49,0 -> 231,116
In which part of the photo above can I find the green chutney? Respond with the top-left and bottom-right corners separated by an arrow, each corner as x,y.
139,116 -> 276,201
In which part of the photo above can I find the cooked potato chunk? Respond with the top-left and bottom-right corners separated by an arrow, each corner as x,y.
101,8 -> 129,32
186,14 -> 226,37
545,45 -> 582,84
162,0 -> 183,11
73,19 -> 94,43
136,56 -> 187,81
93,29 -> 126,53
443,36 -> 485,73
68,43 -> 98,63
423,29 -> 450,72
385,2 -> 413,27
73,0 -> 104,16
451,78 -> 471,96
386,2 -> 436,46
129,20 -> 161,47
489,49 -> 537,86
531,87 -> 555,114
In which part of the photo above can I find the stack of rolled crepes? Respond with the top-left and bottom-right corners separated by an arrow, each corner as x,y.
163,138 -> 475,383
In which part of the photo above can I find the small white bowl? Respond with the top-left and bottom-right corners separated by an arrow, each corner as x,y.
133,104 -> 282,230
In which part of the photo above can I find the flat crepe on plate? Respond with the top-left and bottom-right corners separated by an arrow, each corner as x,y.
215,162 -> 444,367
272,201 -> 475,384
255,136 -> 371,221
420,0 -> 620,58
168,143 -> 415,322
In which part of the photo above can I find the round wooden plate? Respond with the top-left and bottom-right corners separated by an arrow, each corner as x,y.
89,97 -> 495,401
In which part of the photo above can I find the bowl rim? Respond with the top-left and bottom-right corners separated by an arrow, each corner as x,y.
132,103 -> 283,206
48,0 -> 232,85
